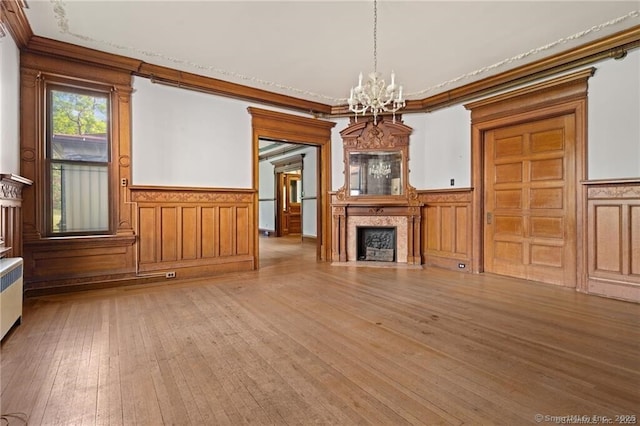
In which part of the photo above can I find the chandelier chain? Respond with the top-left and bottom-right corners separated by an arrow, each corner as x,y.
373,0 -> 377,73
348,0 -> 404,124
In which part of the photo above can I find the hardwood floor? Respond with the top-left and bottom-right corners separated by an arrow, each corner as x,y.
1,236 -> 638,425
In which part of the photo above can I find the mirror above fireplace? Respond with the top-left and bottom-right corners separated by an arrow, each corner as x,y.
349,151 -> 403,196
331,116 -> 423,265
337,116 -> 413,202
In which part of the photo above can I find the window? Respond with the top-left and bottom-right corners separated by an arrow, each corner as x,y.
46,86 -> 111,235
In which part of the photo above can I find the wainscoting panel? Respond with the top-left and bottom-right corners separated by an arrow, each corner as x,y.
585,181 -> 640,302
132,187 -> 256,278
419,189 -> 473,272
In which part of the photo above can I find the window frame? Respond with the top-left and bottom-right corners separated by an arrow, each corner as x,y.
43,80 -> 115,237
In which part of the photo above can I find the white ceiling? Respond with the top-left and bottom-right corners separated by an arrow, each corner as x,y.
23,1 -> 640,106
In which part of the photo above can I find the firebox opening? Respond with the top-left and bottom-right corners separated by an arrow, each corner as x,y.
357,227 -> 396,262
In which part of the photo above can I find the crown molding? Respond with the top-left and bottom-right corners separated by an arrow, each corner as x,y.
25,36 -> 143,72
8,0 -> 639,118
0,0 -> 33,47
331,25 -> 640,116
137,63 -> 332,115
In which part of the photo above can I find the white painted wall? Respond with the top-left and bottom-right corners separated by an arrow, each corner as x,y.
331,118 -> 349,191
258,158 -> 276,231
132,76 -> 254,188
588,49 -> 640,180
132,50 -> 639,195
415,107 -> 471,189
0,34 -> 21,174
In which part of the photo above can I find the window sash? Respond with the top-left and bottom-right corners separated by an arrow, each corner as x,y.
46,86 -> 112,236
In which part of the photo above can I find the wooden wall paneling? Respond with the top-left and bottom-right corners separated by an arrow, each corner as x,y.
593,205 -> 622,273
19,53 -> 137,293
138,206 -> 156,264
236,206 -> 250,255
632,205 -> 640,276
456,206 -> 469,255
201,206 -> 218,258
115,86 -> 135,236
181,206 -> 198,260
131,187 -> 256,279
160,206 -> 178,262
219,206 -> 234,257
419,189 -> 473,272
23,236 -> 137,294
20,68 -> 41,241
585,181 -> 640,302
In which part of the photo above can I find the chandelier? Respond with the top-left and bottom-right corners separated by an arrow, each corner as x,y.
347,0 -> 405,124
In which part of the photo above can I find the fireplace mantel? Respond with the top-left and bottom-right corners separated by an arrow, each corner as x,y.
331,198 -> 423,264
331,117 -> 422,265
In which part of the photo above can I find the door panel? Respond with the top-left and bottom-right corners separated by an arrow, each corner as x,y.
484,114 -> 576,287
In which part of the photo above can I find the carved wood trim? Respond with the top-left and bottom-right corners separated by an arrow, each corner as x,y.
130,187 -> 255,203
249,107 -> 335,263
585,181 -> 640,199
465,68 -> 594,123
337,116 -> 416,204
1,174 -> 32,200
418,189 -> 473,203
1,174 -> 32,258
0,0 -> 32,48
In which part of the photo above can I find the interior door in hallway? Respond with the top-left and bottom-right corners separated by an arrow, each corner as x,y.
484,114 -> 576,287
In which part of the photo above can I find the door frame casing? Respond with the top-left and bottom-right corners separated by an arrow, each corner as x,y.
466,68 -> 593,291
248,108 -> 335,265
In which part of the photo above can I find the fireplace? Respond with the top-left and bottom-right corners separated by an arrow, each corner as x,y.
330,117 -> 422,265
331,204 -> 421,264
357,227 -> 396,262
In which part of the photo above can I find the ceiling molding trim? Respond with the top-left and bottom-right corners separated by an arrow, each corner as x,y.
465,68 -> 595,123
21,36 -> 333,115
0,0 -> 33,47
138,63 -> 332,115
330,24 -> 640,116
25,36 -> 142,72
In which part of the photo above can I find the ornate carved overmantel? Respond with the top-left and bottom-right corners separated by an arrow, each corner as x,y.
331,117 -> 423,265
1,174 -> 33,258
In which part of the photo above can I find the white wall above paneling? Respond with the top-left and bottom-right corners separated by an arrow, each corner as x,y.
0,34 -> 20,174
588,49 -> 640,180
132,76 -> 253,188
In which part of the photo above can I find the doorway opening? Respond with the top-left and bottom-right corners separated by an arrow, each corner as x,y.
249,107 -> 336,269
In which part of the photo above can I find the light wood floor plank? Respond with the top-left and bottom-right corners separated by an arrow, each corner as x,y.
1,236 -> 638,425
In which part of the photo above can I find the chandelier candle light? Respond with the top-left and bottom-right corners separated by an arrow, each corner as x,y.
348,0 -> 405,124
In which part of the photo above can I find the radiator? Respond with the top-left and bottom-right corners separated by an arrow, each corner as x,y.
1,257 -> 23,341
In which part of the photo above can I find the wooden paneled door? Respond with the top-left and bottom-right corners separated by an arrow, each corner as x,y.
278,173 -> 301,236
484,114 -> 576,287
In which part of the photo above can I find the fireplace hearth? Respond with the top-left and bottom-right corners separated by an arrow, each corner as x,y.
357,227 -> 396,262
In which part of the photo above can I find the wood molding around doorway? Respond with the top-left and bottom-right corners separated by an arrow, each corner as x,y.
465,69 -> 593,290
248,108 -> 336,265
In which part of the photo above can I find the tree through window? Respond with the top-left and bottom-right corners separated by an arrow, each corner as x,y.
47,87 -> 110,235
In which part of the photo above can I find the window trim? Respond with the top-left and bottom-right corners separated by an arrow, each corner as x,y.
42,79 -> 115,237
